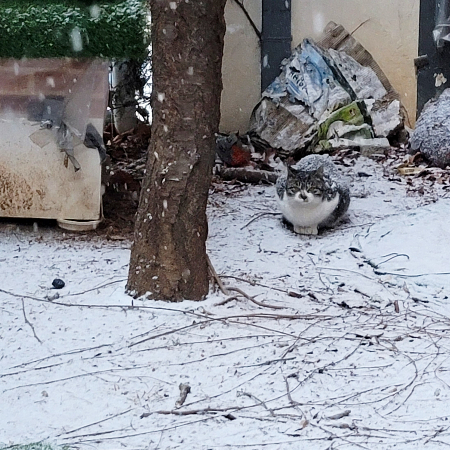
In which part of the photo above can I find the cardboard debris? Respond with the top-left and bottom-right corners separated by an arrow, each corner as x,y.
327,138 -> 391,156
249,22 -> 406,159
397,166 -> 424,176
365,99 -> 403,139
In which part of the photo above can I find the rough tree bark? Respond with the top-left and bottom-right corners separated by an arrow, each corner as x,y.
127,0 -> 227,301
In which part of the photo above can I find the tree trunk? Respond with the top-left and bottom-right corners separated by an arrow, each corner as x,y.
127,0 -> 227,301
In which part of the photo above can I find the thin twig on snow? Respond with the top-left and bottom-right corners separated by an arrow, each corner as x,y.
21,299 -> 42,344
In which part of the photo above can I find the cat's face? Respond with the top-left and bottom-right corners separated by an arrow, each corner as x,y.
285,165 -> 325,203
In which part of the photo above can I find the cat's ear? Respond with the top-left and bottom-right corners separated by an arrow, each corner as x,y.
315,165 -> 325,177
287,165 -> 298,177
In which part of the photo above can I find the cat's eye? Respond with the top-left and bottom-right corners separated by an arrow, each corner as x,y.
312,189 -> 322,196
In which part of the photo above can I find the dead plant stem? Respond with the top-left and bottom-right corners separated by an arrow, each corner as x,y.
21,299 -> 42,344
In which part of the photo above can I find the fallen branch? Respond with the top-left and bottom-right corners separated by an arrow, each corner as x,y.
169,342 -> 272,366
206,254 -> 230,295
60,279 -> 127,297
318,267 -> 376,281
219,275 -> 302,297
376,253 -> 410,267
224,312 -> 333,321
0,288 -> 217,322
226,286 -> 285,310
284,375 -> 302,410
3,284 -> 332,324
207,264 -> 287,310
56,408 -> 133,437
144,405 -> 246,417
354,288 -> 371,298
214,295 -> 241,306
239,391 -> 275,416
240,356 -> 296,368
128,319 -> 216,347
219,167 -> 277,184
8,344 -> 111,370
64,417 -> 216,442
5,365 -> 173,392
240,212 -> 281,230
374,270 -> 450,278
1,360 -> 66,378
208,254 -> 288,310
21,299 -> 42,344
128,312 -> 330,348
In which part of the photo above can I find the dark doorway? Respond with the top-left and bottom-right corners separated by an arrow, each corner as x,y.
261,0 -> 292,91
417,0 -> 450,115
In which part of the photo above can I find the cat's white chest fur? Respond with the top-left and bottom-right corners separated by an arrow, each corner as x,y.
277,191 -> 340,235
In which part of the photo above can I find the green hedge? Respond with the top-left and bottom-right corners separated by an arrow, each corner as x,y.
0,444 -> 70,450
0,0 -> 148,59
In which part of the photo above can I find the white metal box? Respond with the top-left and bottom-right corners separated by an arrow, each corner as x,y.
0,59 -> 109,229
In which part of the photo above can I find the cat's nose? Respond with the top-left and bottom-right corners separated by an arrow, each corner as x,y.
300,192 -> 308,200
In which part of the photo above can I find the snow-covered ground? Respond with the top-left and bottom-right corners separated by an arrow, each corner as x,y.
2,153 -> 450,450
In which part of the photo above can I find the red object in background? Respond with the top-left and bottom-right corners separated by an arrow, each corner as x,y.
216,133 -> 252,167
228,144 -> 252,167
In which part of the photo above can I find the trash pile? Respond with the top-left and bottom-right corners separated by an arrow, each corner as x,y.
249,22 -> 407,160
216,22 -> 408,175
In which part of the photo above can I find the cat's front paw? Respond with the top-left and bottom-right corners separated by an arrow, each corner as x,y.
293,225 -> 318,235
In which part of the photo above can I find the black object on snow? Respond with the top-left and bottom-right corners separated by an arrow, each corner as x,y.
52,278 -> 65,289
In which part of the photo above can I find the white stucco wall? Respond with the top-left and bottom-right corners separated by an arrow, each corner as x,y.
220,1 -> 262,132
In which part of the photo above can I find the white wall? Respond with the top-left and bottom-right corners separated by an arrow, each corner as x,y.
220,0 -> 262,132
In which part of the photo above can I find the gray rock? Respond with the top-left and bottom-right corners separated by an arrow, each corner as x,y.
410,89 -> 450,168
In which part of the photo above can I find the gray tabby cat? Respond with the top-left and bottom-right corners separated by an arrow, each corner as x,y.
276,154 -> 350,235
